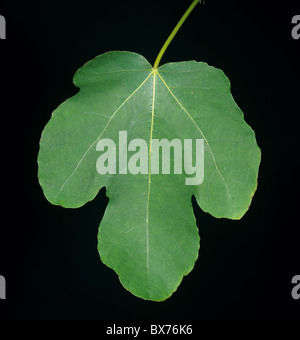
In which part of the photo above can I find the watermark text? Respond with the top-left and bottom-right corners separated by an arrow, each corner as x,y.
292,15 -> 300,40
96,131 -> 205,186
0,275 -> 6,299
292,275 -> 300,300
0,15 -> 6,39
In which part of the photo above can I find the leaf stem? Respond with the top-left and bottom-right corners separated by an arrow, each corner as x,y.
153,0 -> 200,69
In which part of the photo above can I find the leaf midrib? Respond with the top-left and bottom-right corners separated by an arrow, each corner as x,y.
146,71 -> 156,286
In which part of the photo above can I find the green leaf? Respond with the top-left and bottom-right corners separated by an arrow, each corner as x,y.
38,51 -> 261,301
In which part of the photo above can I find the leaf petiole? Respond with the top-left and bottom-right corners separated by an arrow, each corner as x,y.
153,0 -> 201,69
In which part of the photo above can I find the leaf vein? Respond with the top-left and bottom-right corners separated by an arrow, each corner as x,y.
146,72 -> 156,289
157,71 -> 232,200
55,72 -> 153,198
94,68 -> 153,76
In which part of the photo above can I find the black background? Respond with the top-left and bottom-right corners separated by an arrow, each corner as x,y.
0,0 -> 299,320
